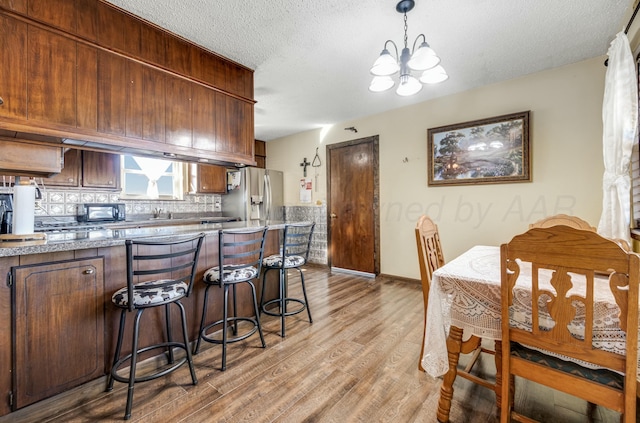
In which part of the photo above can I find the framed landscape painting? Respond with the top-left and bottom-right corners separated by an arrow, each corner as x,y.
427,111 -> 530,186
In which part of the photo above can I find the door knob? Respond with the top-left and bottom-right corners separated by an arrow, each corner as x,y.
330,213 -> 337,219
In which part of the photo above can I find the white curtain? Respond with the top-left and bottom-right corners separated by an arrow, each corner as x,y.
597,31 -> 638,244
132,157 -> 172,199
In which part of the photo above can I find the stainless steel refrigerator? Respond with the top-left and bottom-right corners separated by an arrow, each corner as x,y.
222,168 -> 284,222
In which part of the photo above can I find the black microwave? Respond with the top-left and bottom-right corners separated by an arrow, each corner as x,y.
77,203 -> 126,222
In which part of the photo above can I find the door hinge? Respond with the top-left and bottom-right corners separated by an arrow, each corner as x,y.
6,272 -> 12,287
8,391 -> 13,408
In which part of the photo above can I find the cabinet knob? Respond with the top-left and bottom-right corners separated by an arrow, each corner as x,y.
83,268 -> 95,275
108,180 -> 113,185
0,97 -> 3,106
68,178 -> 74,182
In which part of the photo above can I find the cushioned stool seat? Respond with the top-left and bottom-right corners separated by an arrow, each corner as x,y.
111,279 -> 188,308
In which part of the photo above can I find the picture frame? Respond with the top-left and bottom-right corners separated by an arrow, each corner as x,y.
427,111 -> 530,186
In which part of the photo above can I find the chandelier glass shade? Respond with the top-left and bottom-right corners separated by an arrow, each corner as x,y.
369,0 -> 448,96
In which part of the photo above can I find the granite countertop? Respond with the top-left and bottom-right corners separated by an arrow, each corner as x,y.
0,220 -> 286,257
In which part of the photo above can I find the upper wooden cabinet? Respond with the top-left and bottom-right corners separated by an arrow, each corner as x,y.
254,140 -> 266,168
43,149 -> 120,189
0,14 -> 27,121
0,2 -> 255,166
196,164 -> 227,194
46,149 -> 81,187
82,150 -> 120,189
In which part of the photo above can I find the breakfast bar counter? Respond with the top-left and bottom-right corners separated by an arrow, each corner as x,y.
0,220 -> 288,417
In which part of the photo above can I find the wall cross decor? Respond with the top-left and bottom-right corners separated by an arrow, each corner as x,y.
300,157 -> 311,176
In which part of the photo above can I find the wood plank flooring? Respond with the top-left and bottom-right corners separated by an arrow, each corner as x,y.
0,266 -> 634,422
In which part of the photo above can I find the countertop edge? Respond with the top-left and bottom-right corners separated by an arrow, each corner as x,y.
0,221 -> 289,257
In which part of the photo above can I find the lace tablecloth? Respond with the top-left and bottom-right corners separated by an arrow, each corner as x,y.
420,245 -> 640,381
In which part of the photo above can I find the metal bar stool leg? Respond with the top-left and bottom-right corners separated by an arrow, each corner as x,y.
298,269 -> 313,323
107,309 -> 127,391
165,303 -> 174,364
249,281 -> 266,347
280,267 -> 286,337
232,284 -> 239,336
194,284 -> 212,355
125,309 -> 144,420
176,301 -> 197,384
260,268 -> 270,312
221,284 -> 229,371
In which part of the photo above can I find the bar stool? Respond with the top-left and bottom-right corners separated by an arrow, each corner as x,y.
106,233 -> 205,420
260,222 -> 315,337
194,227 -> 267,371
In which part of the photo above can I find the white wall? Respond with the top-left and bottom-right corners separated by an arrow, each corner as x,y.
267,57 -> 607,279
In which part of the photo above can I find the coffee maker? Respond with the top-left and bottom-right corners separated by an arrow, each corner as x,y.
0,193 -> 13,234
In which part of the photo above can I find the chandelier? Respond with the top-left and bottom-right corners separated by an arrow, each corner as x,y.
369,0 -> 448,96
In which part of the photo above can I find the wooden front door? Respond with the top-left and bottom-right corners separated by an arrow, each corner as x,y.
327,136 -> 379,276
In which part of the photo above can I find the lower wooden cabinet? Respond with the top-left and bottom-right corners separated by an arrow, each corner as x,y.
12,257 -> 105,410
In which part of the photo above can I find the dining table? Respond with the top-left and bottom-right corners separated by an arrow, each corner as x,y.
420,245 -> 640,423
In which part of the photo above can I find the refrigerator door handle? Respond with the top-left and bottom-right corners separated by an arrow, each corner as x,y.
265,174 -> 272,220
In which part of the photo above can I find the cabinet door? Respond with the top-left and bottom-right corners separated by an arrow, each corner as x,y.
192,84 -> 217,151
76,44 -> 98,131
13,257 -> 104,410
82,151 -> 120,189
97,51 -> 127,136
27,26 -> 77,126
0,15 -> 27,120
216,95 -> 253,158
142,66 -> 165,142
165,75 -> 192,148
198,164 -> 226,193
27,0 -> 77,34
45,149 -> 81,187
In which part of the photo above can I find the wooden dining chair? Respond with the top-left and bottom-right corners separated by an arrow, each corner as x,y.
528,214 -> 596,231
415,215 -> 445,371
416,215 -> 495,389
529,214 -> 631,251
500,225 -> 639,422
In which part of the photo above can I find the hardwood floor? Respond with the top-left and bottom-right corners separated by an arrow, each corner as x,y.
0,266 -> 634,422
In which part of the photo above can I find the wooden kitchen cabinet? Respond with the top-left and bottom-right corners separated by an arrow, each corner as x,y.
0,3 -> 255,166
12,257 -> 105,410
192,83 -> 217,151
216,95 -> 253,158
165,75 -> 192,148
197,164 -> 227,193
82,150 -> 120,189
255,140 -> 266,168
45,149 -> 81,187
0,14 -> 27,120
27,26 -> 77,127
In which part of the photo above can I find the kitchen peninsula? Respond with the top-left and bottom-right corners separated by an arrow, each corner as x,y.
0,220 -> 284,416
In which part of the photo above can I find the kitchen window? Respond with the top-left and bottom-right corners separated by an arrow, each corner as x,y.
120,155 -> 186,200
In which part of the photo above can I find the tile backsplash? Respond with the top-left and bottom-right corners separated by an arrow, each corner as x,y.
36,187 -> 221,218
33,187 -> 328,265
284,205 -> 327,265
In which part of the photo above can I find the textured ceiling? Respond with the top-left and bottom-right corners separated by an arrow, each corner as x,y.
105,0 -> 631,141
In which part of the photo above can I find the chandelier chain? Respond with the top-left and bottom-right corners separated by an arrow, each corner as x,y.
403,13 -> 408,48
